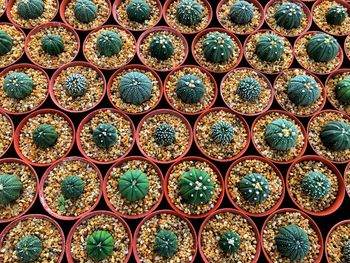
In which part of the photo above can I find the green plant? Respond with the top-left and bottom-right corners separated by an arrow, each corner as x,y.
301,171 -> 331,199
64,73 -> 88,98
15,235 -> 43,262
264,119 -> 298,151
155,229 -> 178,258
229,0 -> 254,25
0,30 -> 13,56
211,120 -> 234,145
336,77 -> 350,104
3,72 -> 33,99
238,173 -> 270,203
53,196 -> 69,211
0,174 -> 22,204
41,34 -> 64,56
92,123 -> 119,149
236,77 -> 261,101
154,124 -> 176,146
17,0 -> 44,20
175,0 -> 204,26
275,224 -> 311,261
274,3 -> 303,29
86,230 -> 115,261
32,124 -> 58,149
287,75 -> 320,106
118,170 -> 149,201
74,0 -> 98,23
256,34 -> 285,62
326,4 -> 347,25
202,32 -> 233,63
306,33 -> 339,62
119,71 -> 152,105
61,175 -> 85,199
96,31 -> 123,57
175,74 -> 205,104
179,168 -> 214,205
320,121 -> 350,151
343,240 -> 350,262
149,35 -> 174,60
126,0 -> 151,23
219,231 -> 240,254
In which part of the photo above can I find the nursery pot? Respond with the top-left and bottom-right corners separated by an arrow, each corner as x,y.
325,220 -> 350,262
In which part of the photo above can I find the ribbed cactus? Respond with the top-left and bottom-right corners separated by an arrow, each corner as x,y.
301,172 -> 331,199
32,124 -> 58,149
86,230 -> 115,261
326,4 -> 347,25
0,30 -> 13,56
175,0 -> 204,26
3,72 -> 33,99
17,0 -> 44,20
126,0 -> 151,23
202,32 -> 233,63
155,229 -> 178,258
74,0 -> 98,23
238,173 -> 270,203
0,174 -> 22,204
149,35 -> 174,60
64,74 -> 88,98
211,120 -> 234,145
92,123 -> 119,149
118,170 -> 149,201
320,121 -> 350,151
287,75 -> 320,106
15,235 -> 43,262
154,124 -> 176,146
343,240 -> 350,262
236,77 -> 261,101
219,231 -> 240,254
274,3 -> 303,29
61,175 -> 85,199
264,119 -> 298,151
175,74 -> 205,104
256,34 -> 285,62
306,33 -> 339,62
229,0 -> 254,25
41,34 -> 64,56
96,31 -> 123,57
336,77 -> 350,104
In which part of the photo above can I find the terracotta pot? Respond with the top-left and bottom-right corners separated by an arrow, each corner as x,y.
103,156 -> 164,219
66,210 -> 133,263
76,108 -> 136,165
225,155 -> 285,217
194,107 -> 250,163
14,108 -> 76,167
133,209 -> 197,263
164,65 -> 217,116
261,208 -> 324,263
325,219 -> 350,263
344,34 -> 350,61
344,162 -> 350,200
49,61 -> 106,113
164,156 -> 224,219
198,208 -> 261,263
39,156 -> 103,221
136,108 -> 192,164
0,110 -> 14,159
107,64 -> 163,116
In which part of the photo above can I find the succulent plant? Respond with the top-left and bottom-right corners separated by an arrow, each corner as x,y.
126,0 -> 151,23
154,124 -> 176,146
96,31 -> 123,57
86,230 -> 115,261
326,4 -> 347,25
74,0 -> 98,23
32,124 -> 58,149
92,123 -> 119,149
17,0 -> 44,20
211,120 -> 234,145
118,170 -> 149,201
336,77 -> 350,104
343,240 -> 350,262
149,35 -> 174,60
301,171 -> 331,199
179,168 -> 214,205
0,174 -> 22,204
229,0 -> 254,25
238,173 -> 270,203
236,77 -> 261,101
256,34 -> 285,62
3,72 -> 33,99
119,71 -> 152,105
287,75 -> 320,106
63,73 -> 88,98
264,119 -> 298,151
41,34 -> 64,56
306,33 -> 339,62
202,32 -> 233,63
274,3 -> 303,29
0,30 -> 13,56
175,74 -> 205,104
219,231 -> 240,254
61,175 -> 85,199
175,0 -> 204,26
275,224 -> 311,261
320,121 -> 350,151
15,235 -> 43,262
155,229 -> 178,258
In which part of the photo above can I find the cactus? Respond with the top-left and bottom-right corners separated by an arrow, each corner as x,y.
175,0 -> 204,26
320,121 -> 350,151
155,229 -> 178,258
154,124 -> 176,146
264,119 -> 298,151
41,34 -> 64,56
17,0 -> 44,20
301,172 -> 331,199
274,3 -> 303,29
74,0 -> 98,23
236,77 -> 261,102
238,173 -> 270,203
336,77 -> 350,104
96,31 -> 123,57
175,74 -> 205,104
32,124 -> 58,149
61,175 -> 85,199
229,0 -> 254,25
326,4 -> 347,25
306,33 -> 339,62
343,240 -> 350,262
275,224 -> 311,261
15,235 -> 43,262
178,168 -> 214,205
256,34 -> 285,62
64,74 -> 88,98
211,120 -> 234,145
92,123 -> 119,149
0,174 -> 22,204
0,30 -> 13,56
149,35 -> 174,60
202,32 -> 233,63
126,0 -> 151,23
119,71 -> 152,105
3,72 -> 33,99
86,230 -> 115,261
118,170 -> 149,201
287,75 -> 320,106
219,231 -> 240,254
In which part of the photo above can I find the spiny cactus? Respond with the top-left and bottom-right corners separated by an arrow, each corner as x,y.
274,3 -> 303,29
155,229 -> 178,258
320,121 -> 350,151
301,172 -> 331,199
119,71 -> 152,105
236,77 -> 261,102
326,4 -> 347,25
3,72 -> 33,99
0,30 -> 13,56
41,34 -> 64,56
238,173 -> 270,203
229,0 -> 254,25
264,119 -> 298,151
175,0 -> 204,26
126,0 -> 151,23
256,34 -> 285,62
287,75 -> 320,106
96,31 -> 123,57
17,0 -> 44,20
211,120 -> 234,145
336,77 -> 350,104
343,240 -> 350,262
0,174 -> 22,204
149,35 -> 174,60
86,230 -> 115,261
74,0 -> 98,23
219,231 -> 240,254
202,32 -> 233,63
61,175 -> 85,199
175,74 -> 205,104
15,235 -> 43,262
118,170 -> 149,201
306,33 -> 339,62
64,74 -> 88,98
154,124 -> 176,146
32,124 -> 58,149
92,123 -> 119,149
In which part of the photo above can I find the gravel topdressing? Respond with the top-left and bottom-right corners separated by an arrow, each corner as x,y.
326,70 -> 350,115
0,112 -> 13,157
327,222 -> 350,263
0,23 -> 24,68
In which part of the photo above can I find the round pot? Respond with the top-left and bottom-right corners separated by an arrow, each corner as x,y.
198,208 -> 261,263
0,110 -> 14,159
325,219 -> 350,263
344,34 -> 350,61
344,162 -> 350,200
39,156 -> 103,221
66,210 -> 133,263
103,156 -> 164,219
133,209 -> 197,263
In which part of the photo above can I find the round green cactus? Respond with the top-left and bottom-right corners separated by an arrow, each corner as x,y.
274,3 -> 303,29
15,235 -> 43,262
175,74 -> 205,104
326,4 -> 347,25
61,175 -> 85,199
96,31 -> 123,57
275,224 -> 311,261
119,71 -> 152,105
74,0 -> 98,23
118,170 -> 149,201
264,119 -> 298,151
229,0 -> 254,25
287,75 -> 320,106
126,0 -> 151,23
86,230 -> 115,261
238,173 -> 270,203
336,77 -> 350,104
202,32 -> 233,63
149,35 -> 174,60
155,229 -> 178,258
64,73 -> 88,98
92,123 -> 119,149
0,174 -> 22,204
301,172 -> 331,200
32,124 -> 58,149
236,77 -> 261,102
154,124 -> 176,146
256,34 -> 285,62
211,120 -> 234,145
0,30 -> 13,56
219,231 -> 240,254
175,0 -> 204,26
320,121 -> 350,151
179,168 -> 214,205
17,0 -> 44,20
3,72 -> 33,99
343,240 -> 350,262
306,33 -> 339,62
41,34 -> 64,56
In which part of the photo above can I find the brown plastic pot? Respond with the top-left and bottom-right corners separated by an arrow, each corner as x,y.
261,208 -> 324,263
14,108 -> 75,167
286,155 -> 345,216
198,208 -> 261,263
194,107 -> 250,163
164,156 -> 224,219
0,110 -> 14,159
325,219 -> 350,262
133,209 -> 197,263
66,210 -> 132,263
344,162 -> 350,200
39,156 -> 103,221
225,155 -> 285,217
103,156 -> 164,219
